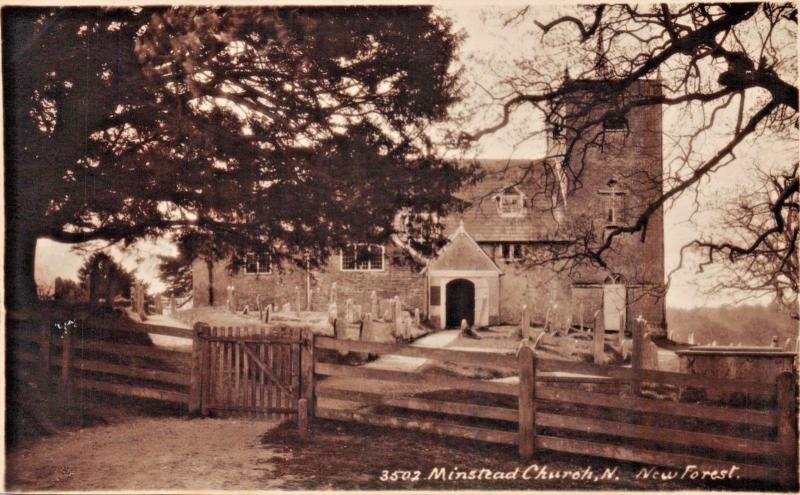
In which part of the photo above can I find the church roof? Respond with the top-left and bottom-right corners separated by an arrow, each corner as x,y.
427,221 -> 502,273
442,159 -> 566,242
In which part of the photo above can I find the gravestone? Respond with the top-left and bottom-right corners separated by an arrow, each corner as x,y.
393,297 -> 403,336
170,294 -> 176,314
414,308 -> 420,324
154,293 -> 163,314
330,282 -> 338,304
370,291 -> 378,318
281,302 -> 292,314
226,284 -> 236,312
593,310 -> 605,364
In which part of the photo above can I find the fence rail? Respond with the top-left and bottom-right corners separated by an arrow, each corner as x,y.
311,336 -> 798,489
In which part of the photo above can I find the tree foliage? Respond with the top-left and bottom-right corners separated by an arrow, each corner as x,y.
4,6 -> 470,308
77,252 -> 135,309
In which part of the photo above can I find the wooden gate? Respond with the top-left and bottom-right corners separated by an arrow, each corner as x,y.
192,324 -> 314,419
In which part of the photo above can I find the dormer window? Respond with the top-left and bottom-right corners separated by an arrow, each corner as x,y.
495,187 -> 526,218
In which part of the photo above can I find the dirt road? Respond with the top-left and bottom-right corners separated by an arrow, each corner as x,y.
6,417 -> 286,491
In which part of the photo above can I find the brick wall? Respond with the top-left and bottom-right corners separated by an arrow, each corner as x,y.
193,243 -> 426,314
309,243 -> 425,313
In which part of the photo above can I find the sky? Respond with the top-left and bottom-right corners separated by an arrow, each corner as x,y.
33,5 -> 797,309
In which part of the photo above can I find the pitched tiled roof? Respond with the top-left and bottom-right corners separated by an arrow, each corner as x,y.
428,223 -> 502,272
442,159 -> 566,242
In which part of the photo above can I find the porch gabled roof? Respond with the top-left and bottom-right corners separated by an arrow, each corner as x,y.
426,221 -> 502,274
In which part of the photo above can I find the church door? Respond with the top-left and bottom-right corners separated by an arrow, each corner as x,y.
446,279 -> 475,328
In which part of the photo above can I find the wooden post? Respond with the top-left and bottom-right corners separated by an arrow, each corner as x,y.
777,371 -> 798,491
593,310 -> 605,364
61,324 -> 73,408
298,398 -> 309,437
518,345 -> 536,461
300,330 -> 316,427
189,322 -> 206,414
632,319 -> 645,395
200,324 -> 211,416
39,322 -> 51,391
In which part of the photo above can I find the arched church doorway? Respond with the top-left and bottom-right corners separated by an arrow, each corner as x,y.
446,279 -> 475,328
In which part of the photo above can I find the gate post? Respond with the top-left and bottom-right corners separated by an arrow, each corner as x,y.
60,323 -> 73,409
39,321 -> 51,393
189,322 -> 207,415
300,329 -> 316,436
518,345 -> 536,461
777,371 -> 798,491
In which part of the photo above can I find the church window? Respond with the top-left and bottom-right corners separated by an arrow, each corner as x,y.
598,179 -> 627,228
603,112 -> 628,133
501,242 -> 523,261
341,244 -> 384,271
244,252 -> 271,274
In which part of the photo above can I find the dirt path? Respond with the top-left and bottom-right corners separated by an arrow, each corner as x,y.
5,417 -> 286,492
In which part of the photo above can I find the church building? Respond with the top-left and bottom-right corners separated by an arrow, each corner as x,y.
192,79 -> 666,332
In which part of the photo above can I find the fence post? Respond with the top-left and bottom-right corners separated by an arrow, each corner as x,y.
300,329 -> 316,436
39,322 -> 51,392
518,345 -> 536,461
60,324 -> 73,409
593,310 -> 605,364
777,371 -> 798,491
632,319 -> 645,395
189,322 -> 206,415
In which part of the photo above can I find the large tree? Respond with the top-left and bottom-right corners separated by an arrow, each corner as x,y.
458,3 -> 797,307
4,7 -> 471,308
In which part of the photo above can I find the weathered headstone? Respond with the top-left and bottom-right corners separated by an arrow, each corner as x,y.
226,284 -> 236,312
593,310 -> 605,364
362,313 -> 373,341
393,296 -> 403,336
265,303 -> 272,323
370,291 -> 378,318
520,305 -> 530,339
345,298 -> 354,323
414,308 -> 420,324
785,338 -> 792,350
170,294 -> 176,314
328,302 -> 337,324
688,332 -> 695,345
154,293 -> 163,314
771,335 -> 779,347
578,303 -> 584,332
352,304 -> 362,323
330,282 -> 338,304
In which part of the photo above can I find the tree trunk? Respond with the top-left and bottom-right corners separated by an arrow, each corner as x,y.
5,226 -> 40,310
206,258 -> 214,306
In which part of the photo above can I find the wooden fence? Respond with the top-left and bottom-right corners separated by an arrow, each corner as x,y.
312,337 -> 798,489
9,314 -> 194,407
7,314 -> 310,429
